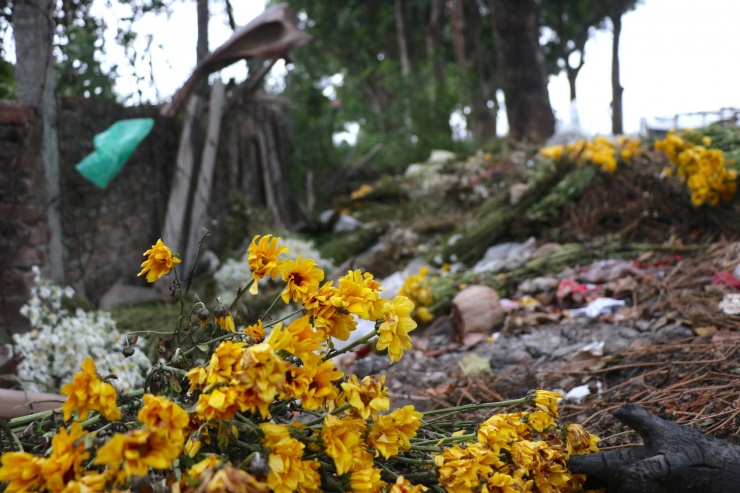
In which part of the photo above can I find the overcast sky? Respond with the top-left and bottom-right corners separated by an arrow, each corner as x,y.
38,0 -> 740,136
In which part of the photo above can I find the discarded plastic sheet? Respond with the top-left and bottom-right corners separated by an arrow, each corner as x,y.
712,271 -> 740,289
569,297 -> 625,318
718,293 -> 740,315
472,237 -> 536,274
75,118 -> 154,189
556,278 -> 599,303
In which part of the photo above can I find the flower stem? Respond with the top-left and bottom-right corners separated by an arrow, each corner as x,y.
173,268 -> 186,347
323,328 -> 378,361
228,279 -> 255,312
265,308 -> 305,328
421,397 -> 527,417
261,291 -> 285,320
304,403 -> 352,427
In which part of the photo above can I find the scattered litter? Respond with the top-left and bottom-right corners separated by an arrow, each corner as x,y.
574,341 -> 605,358
718,293 -> 740,315
472,237 -> 537,274
556,279 -> 599,303
564,385 -> 591,403
332,317 -> 376,350
712,271 -> 740,289
575,259 -> 644,283
333,214 -> 362,233
569,297 -> 625,318
564,381 -> 603,404
461,353 -> 492,376
500,298 -> 519,312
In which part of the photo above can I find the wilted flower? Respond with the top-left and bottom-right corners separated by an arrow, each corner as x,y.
61,357 -> 121,422
138,238 -> 180,282
376,296 -> 418,363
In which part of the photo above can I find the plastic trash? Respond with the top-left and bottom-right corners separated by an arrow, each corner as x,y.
569,297 -> 625,318
713,271 -> 740,289
75,118 -> 155,189
719,293 -> 740,315
556,279 -> 599,303
472,237 -> 536,274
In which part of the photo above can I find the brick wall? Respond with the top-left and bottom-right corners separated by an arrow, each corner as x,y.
57,98 -> 179,301
0,102 -> 48,335
0,98 -> 179,335
0,93 -> 293,335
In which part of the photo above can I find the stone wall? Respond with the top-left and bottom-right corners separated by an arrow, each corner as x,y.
0,102 -> 48,335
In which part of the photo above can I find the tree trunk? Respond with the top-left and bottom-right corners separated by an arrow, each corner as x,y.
425,0 -> 446,103
13,0 -> 65,282
570,404 -> 740,493
610,12 -> 624,135
463,0 -> 497,142
490,0 -> 554,142
196,0 -> 209,64
394,0 -> 411,77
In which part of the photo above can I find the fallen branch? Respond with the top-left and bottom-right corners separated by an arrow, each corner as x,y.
569,404 -> 740,493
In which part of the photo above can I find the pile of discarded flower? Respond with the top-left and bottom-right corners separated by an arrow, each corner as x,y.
0,235 -> 602,492
655,129 -> 737,206
539,135 -> 642,173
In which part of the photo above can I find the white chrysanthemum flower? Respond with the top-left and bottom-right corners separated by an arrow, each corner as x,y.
13,269 -> 151,393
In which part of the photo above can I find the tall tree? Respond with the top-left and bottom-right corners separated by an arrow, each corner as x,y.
13,0 -> 65,281
540,0 -> 605,104
490,0 -> 554,142
196,0 -> 209,64
608,0 -> 639,134
539,0 -> 639,130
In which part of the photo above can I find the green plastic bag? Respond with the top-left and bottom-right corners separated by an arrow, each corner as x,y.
75,118 -> 155,189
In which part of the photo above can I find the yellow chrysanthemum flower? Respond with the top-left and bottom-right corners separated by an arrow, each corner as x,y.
350,183 -> 374,199
42,422 -> 89,492
530,389 -> 562,417
296,359 -> 343,410
94,428 -> 182,484
523,410 -> 555,433
186,340 -> 247,392
247,234 -> 290,294
197,465 -> 270,493
260,423 -> 321,493
0,451 -> 45,492
196,386 -> 243,422
367,405 -> 422,459
137,394 -> 189,438
56,472 -> 108,493
185,454 -> 222,481
334,269 -> 385,320
305,281 -> 357,341
376,295 -> 417,363
137,238 -> 180,283
233,343 -> 289,418
565,423 -> 600,455
281,256 -> 324,304
388,475 -> 428,493
244,319 -> 266,342
348,455 -> 385,493
539,144 -> 564,161
321,414 -> 364,475
434,443 -> 497,493
61,357 -> 121,422
267,316 -> 324,365
340,374 -> 390,420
